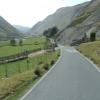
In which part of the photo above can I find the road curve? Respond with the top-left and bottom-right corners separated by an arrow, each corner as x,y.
21,46 -> 100,100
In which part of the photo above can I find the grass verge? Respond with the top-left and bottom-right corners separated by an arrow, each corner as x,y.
0,50 -> 60,100
78,41 -> 100,67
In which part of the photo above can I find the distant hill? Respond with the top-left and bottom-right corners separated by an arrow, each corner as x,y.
56,0 -> 100,44
28,21 -> 42,35
28,2 -> 89,36
14,25 -> 30,34
29,0 -> 100,45
0,16 -> 21,41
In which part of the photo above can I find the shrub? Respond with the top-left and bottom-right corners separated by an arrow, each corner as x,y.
90,32 -> 96,42
19,39 -> 23,46
57,53 -> 60,57
34,67 -> 43,77
43,63 -> 49,70
38,61 -> 43,65
10,39 -> 16,46
50,60 -> 55,66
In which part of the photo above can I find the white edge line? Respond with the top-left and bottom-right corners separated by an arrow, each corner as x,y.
20,48 -> 63,100
76,49 -> 100,72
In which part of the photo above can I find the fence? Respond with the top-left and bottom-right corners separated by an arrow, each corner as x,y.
0,52 -> 28,64
0,47 -> 41,64
0,58 -> 32,78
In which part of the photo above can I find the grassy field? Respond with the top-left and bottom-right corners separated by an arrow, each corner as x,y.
78,41 -> 100,67
0,41 -> 10,47
0,50 -> 60,100
0,50 -> 59,78
0,37 -> 46,57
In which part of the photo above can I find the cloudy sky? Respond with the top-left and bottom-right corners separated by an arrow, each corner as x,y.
0,0 -> 90,27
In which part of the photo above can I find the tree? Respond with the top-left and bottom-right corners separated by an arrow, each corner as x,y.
43,30 -> 48,36
10,39 -> 16,46
43,26 -> 59,38
43,26 -> 59,51
50,27 -> 59,38
19,39 -> 23,46
90,32 -> 96,42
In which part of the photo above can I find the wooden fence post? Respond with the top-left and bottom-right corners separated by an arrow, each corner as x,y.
5,64 -> 8,78
18,62 -> 21,73
27,59 -> 30,70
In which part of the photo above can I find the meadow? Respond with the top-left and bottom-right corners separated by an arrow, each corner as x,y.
0,36 -> 60,100
0,50 -> 59,78
0,37 -> 46,57
0,50 -> 60,100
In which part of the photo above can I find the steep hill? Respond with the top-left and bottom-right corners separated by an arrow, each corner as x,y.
0,16 -> 21,41
29,2 -> 89,36
29,0 -> 100,45
56,0 -> 100,44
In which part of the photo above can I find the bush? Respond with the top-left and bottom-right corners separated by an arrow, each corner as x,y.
34,67 -> 43,77
90,32 -> 96,42
38,61 -> 43,65
43,63 -> 49,70
57,53 -> 60,57
50,60 -> 55,66
10,39 -> 16,46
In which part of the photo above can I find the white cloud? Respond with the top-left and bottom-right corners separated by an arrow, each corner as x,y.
0,0 -> 90,27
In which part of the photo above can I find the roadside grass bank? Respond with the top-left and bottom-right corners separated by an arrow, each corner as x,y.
78,41 -> 100,67
0,50 -> 60,100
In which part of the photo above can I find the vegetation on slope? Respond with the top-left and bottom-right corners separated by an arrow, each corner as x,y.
0,16 -> 20,41
78,41 -> 100,67
68,12 -> 91,27
0,50 -> 60,100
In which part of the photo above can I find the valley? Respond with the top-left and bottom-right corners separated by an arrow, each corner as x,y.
0,0 -> 100,99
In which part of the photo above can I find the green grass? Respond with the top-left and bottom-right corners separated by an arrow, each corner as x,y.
0,50 -> 59,78
0,41 -> 10,47
78,41 -> 100,67
0,37 -> 46,57
0,50 -> 60,100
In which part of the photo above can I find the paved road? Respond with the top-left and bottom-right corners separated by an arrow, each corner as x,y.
22,46 -> 100,100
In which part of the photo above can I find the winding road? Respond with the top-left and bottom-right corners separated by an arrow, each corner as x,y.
21,46 -> 100,100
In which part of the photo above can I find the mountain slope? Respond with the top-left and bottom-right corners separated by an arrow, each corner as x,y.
0,16 -> 21,41
14,25 -> 30,33
56,0 -> 100,44
29,2 -> 89,35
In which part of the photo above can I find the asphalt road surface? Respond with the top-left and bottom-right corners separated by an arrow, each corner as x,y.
22,46 -> 100,100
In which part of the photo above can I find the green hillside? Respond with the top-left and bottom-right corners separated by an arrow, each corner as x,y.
0,16 -> 21,41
